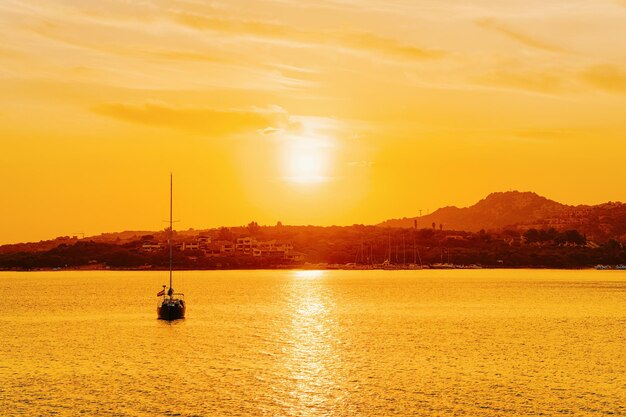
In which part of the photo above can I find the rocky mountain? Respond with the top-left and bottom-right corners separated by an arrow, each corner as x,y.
379,191 -> 626,242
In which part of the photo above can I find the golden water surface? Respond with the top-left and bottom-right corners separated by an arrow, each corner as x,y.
1,270 -> 624,416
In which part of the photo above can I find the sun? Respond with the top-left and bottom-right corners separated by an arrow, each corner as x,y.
283,135 -> 332,184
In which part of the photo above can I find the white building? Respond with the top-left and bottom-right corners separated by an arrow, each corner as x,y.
236,237 -> 256,254
141,242 -> 163,252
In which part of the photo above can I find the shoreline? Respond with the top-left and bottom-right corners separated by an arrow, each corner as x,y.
1,265 -> 618,272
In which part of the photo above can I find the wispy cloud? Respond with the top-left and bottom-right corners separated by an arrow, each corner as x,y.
25,21 -> 229,64
476,18 -> 566,53
0,47 -> 25,60
172,12 -> 443,61
510,127 -> 591,140
581,64 -> 626,94
474,69 -> 572,95
348,160 -> 374,168
92,102 -> 291,135
257,126 -> 283,135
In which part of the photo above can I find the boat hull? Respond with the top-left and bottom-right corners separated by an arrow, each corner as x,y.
157,303 -> 186,321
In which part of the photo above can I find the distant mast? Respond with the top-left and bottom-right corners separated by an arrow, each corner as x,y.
387,230 -> 392,263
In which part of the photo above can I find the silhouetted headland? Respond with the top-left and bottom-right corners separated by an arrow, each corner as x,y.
2,191 -> 625,270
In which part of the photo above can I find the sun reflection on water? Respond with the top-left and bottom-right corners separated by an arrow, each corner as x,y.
277,270 -> 350,416
293,270 -> 327,279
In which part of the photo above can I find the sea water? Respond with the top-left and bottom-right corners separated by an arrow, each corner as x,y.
1,269 -> 624,416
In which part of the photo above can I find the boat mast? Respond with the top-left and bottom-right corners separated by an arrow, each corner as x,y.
402,233 -> 406,265
169,173 -> 173,293
387,230 -> 391,263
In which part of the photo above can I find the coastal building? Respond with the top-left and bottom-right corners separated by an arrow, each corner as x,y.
252,240 -> 294,257
212,240 -> 234,254
142,234 -> 299,260
184,242 -> 200,251
236,237 -> 256,254
141,242 -> 163,252
285,251 -> 305,262
176,242 -> 200,251
197,235 -> 211,249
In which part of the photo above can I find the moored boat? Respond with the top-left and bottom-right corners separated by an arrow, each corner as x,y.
157,174 -> 186,321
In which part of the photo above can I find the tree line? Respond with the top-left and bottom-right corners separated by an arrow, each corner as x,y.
0,225 -> 624,270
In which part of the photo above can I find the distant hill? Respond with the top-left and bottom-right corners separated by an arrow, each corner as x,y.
378,191 -> 626,242
379,191 -> 567,230
3,197 -> 626,269
3,191 -> 626,255
0,231 -> 153,255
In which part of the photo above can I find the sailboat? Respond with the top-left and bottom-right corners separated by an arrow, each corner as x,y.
157,174 -> 186,320
381,230 -> 400,270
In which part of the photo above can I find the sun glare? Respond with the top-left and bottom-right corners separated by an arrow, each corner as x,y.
293,270 -> 326,279
283,136 -> 332,184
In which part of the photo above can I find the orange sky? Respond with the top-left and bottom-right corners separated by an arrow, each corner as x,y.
2,0 -> 626,244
